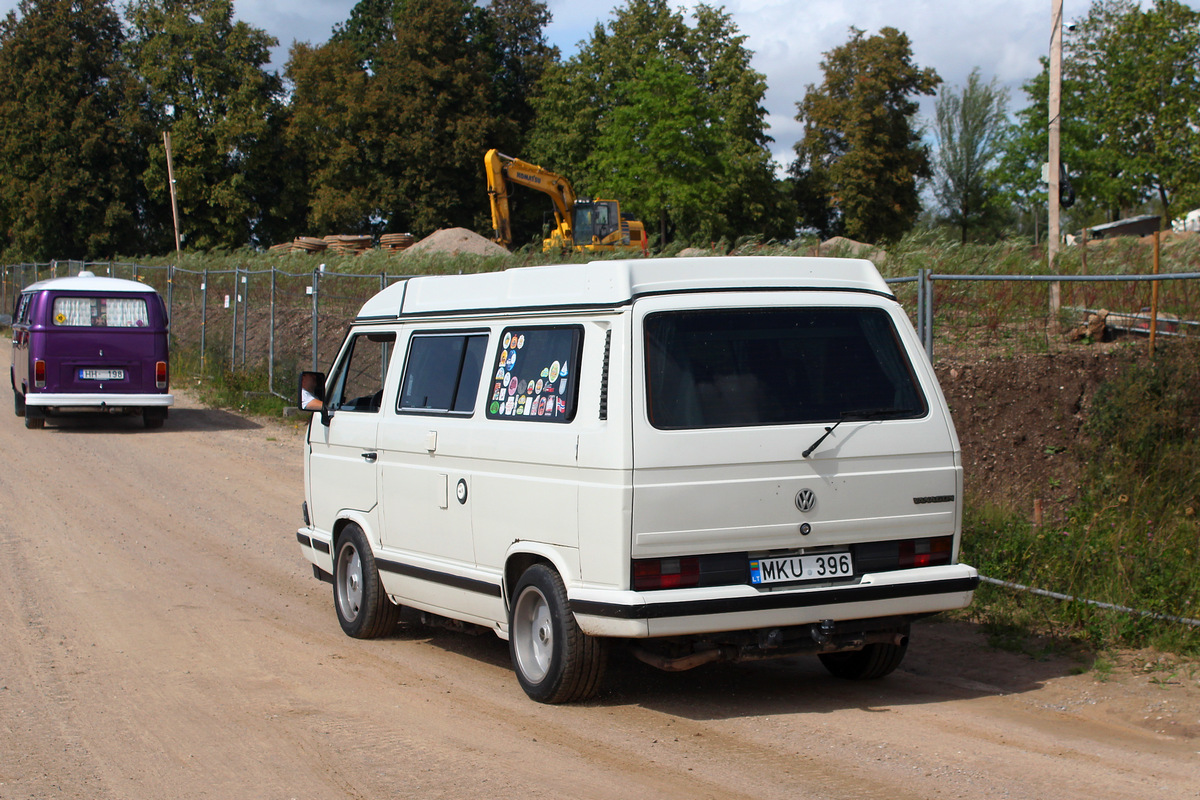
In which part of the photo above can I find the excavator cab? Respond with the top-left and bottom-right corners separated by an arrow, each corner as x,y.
573,200 -> 624,247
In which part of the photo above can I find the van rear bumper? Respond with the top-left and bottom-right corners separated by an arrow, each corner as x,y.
570,563 -> 979,638
24,393 -> 174,408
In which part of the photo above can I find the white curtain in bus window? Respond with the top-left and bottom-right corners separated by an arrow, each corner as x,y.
53,297 -> 149,327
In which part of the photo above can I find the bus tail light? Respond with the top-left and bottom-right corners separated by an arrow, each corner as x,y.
155,361 -> 168,389
34,359 -> 45,388
898,536 -> 953,569
633,557 -> 700,591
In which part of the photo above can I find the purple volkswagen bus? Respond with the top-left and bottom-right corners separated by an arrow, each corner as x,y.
10,272 -> 173,429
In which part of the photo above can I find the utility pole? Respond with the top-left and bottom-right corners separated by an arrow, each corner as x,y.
164,131 -> 182,331
1048,0 -> 1063,324
163,131 -> 182,257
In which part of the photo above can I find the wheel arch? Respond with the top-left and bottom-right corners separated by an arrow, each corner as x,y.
503,543 -> 579,610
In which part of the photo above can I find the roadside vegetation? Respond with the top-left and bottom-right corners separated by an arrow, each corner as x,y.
962,343 -> 1200,657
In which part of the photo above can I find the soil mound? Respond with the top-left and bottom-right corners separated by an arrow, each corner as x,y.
403,227 -> 508,257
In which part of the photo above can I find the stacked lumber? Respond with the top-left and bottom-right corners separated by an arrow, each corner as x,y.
324,234 -> 373,255
380,232 -> 416,253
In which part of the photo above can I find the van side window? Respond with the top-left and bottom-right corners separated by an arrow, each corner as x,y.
15,294 -> 31,324
399,332 -> 488,414
328,332 -> 395,413
644,308 -> 927,429
486,326 -> 581,423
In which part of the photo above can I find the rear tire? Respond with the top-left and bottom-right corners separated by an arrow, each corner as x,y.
818,638 -> 909,680
13,389 -> 24,416
509,563 -> 607,703
143,408 -> 165,429
333,523 -> 399,639
24,406 -> 44,429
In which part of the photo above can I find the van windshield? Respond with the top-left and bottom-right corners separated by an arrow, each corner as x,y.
644,307 -> 926,429
53,296 -> 149,328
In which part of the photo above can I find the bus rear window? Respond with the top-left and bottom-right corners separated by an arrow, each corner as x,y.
644,307 -> 926,429
53,296 -> 149,327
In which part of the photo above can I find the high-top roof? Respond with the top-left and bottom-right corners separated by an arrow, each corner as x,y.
23,271 -> 161,295
356,256 -> 891,320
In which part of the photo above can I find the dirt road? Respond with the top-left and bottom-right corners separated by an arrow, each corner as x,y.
1,393 -> 1196,800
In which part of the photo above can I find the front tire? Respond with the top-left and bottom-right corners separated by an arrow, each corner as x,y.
13,388 -> 24,417
509,563 -> 607,704
333,523 -> 399,639
818,638 -> 909,680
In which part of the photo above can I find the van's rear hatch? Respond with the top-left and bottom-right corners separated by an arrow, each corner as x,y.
630,292 -> 961,574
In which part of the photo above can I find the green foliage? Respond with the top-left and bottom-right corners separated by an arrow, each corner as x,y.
0,0 -> 153,261
527,0 -> 791,245
962,344 -> 1200,655
1070,0 -> 1200,217
287,0 -> 507,239
792,27 -> 940,244
1000,0 -> 1200,225
1082,345 -> 1200,510
931,69 -> 1011,243
125,0 -> 287,251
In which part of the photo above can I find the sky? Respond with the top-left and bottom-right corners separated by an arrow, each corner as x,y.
0,0 -> 1181,169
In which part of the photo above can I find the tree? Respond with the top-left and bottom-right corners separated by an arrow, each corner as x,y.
126,0 -> 288,250
368,0 -> 500,234
528,0 -> 791,246
285,39 -> 384,234
932,69 -> 1010,243
998,0 -> 1200,226
0,0 -> 152,260
589,55 -> 723,243
1069,0 -> 1200,218
287,0 -> 514,238
792,27 -> 940,243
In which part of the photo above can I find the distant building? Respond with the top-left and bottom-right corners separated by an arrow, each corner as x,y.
1085,215 -> 1161,240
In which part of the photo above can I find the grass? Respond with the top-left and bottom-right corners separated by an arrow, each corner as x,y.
959,343 -> 1200,659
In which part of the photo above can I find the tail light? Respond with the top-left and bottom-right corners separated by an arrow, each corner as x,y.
33,359 -> 45,388
155,361 -> 168,389
898,536 -> 953,569
633,557 -> 700,590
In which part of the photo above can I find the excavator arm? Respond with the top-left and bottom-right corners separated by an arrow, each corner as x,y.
485,149 -> 577,249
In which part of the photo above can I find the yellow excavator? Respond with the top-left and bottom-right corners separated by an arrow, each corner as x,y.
485,149 -> 648,254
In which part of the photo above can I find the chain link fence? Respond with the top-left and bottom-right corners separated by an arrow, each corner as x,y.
4,259 -> 1198,400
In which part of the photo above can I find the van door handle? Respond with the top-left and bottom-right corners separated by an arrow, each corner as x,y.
361,452 -> 378,463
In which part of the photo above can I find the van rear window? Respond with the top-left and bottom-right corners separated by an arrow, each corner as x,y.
53,296 -> 149,327
644,307 -> 926,429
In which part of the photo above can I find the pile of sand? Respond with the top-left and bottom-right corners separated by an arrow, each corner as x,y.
403,227 -> 509,257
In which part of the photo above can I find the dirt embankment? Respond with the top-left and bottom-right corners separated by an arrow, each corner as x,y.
936,348 -> 1139,523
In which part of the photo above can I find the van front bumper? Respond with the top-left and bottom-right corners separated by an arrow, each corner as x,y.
570,563 -> 979,638
24,393 -> 174,408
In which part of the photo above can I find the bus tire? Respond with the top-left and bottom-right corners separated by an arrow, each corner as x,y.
333,523 -> 399,639
818,638 -> 909,680
509,563 -> 607,704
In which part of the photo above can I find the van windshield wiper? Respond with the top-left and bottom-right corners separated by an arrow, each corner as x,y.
802,408 -> 914,458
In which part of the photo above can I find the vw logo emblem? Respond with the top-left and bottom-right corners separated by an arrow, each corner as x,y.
795,488 -> 817,513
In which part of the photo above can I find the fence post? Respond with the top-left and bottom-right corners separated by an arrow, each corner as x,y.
240,271 -> 249,367
230,266 -> 239,370
310,268 -> 320,372
269,267 -> 277,395
916,268 -> 927,347
200,270 -> 208,373
924,271 -> 935,362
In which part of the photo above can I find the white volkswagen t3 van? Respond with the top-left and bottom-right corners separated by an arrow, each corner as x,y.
296,257 -> 977,703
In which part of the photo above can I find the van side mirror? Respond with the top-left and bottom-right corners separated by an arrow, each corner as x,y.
298,371 -> 331,425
